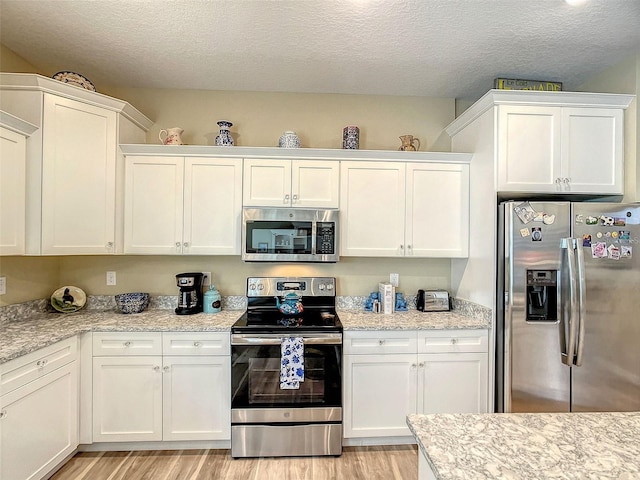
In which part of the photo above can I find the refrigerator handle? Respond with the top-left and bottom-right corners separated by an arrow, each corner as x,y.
561,237 -> 578,367
574,238 -> 586,366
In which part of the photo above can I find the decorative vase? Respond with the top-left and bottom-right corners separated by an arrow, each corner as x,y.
343,125 -> 359,149
279,131 -> 301,148
215,121 -> 234,146
399,135 -> 420,151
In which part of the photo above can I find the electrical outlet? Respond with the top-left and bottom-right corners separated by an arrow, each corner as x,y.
202,272 -> 212,286
390,273 -> 399,287
106,271 -> 116,286
0,276 -> 6,295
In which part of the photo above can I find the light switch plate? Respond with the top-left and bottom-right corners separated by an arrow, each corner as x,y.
390,273 -> 399,287
106,271 -> 116,286
0,276 -> 6,295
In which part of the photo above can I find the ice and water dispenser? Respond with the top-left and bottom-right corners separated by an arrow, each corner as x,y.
526,270 -> 558,321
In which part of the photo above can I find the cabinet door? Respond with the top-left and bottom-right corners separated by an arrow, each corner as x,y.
406,162 -> 469,257
243,159 -> 291,206
92,356 -> 163,442
417,352 -> 488,414
562,107 -> 624,194
497,105 -> 562,192
340,161 -> 406,256
343,354 -> 417,438
124,156 -> 184,254
1,362 -> 78,480
163,356 -> 231,441
291,160 -> 340,208
183,157 -> 242,254
0,126 -> 26,255
41,94 -> 117,254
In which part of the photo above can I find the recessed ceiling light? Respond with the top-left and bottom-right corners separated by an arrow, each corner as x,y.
565,0 -> 589,5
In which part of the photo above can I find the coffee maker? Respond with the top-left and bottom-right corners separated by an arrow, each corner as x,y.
175,272 -> 204,315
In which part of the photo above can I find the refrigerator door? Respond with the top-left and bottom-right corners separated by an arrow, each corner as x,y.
499,201 -> 572,412
571,203 -> 640,411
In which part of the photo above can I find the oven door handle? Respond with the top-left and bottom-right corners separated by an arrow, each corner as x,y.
231,333 -> 342,345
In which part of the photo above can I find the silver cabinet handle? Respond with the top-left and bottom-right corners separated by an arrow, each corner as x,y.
175,242 -> 181,251
163,366 -> 170,373
284,194 -> 290,203
451,338 -> 458,345
183,242 -> 189,248
193,342 -> 201,348
292,194 -> 298,203
378,339 -> 385,345
106,241 -> 114,250
0,410 -> 7,419
400,245 -> 404,250
411,363 -> 417,368
124,341 -> 131,347
153,366 -> 160,372
418,362 -> 424,368
36,359 -> 48,368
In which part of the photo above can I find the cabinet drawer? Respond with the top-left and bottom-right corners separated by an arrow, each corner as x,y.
92,332 -> 162,356
1,336 -> 77,395
162,332 -> 230,356
344,331 -> 417,354
418,330 -> 488,353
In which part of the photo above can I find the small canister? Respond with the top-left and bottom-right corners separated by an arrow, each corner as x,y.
203,284 -> 222,314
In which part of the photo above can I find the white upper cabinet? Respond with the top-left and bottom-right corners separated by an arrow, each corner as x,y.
0,112 -> 37,255
124,155 -> 242,255
497,103 -> 625,194
0,73 -> 152,255
243,159 -> 340,208
341,159 -> 469,257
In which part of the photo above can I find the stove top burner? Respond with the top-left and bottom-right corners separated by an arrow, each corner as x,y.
232,309 -> 342,334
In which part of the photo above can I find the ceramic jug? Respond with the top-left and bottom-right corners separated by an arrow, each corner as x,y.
159,127 -> 184,145
275,292 -> 304,315
399,135 -> 420,151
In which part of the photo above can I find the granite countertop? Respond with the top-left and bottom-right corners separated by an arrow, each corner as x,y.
1,304 -> 490,364
338,309 -> 489,330
407,412 -> 640,480
0,309 -> 243,364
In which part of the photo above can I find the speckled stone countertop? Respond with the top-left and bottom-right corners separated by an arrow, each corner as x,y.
407,412 -> 640,480
338,309 -> 489,330
0,309 -> 243,364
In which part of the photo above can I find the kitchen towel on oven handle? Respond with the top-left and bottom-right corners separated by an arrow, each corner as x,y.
280,336 -> 304,389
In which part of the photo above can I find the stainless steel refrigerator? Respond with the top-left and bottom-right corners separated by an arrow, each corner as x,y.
496,201 -> 640,413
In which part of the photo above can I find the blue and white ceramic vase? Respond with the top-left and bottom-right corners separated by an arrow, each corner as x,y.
343,125 -> 359,149
279,131 -> 301,148
215,120 -> 234,146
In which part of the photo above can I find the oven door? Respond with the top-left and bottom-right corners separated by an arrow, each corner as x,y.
231,333 -> 342,411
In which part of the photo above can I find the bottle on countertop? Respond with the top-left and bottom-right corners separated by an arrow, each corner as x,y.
203,284 -> 222,314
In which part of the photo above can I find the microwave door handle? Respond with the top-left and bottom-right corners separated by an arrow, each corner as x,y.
574,238 -> 587,366
311,221 -> 317,255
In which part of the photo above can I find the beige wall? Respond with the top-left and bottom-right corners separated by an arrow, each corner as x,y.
576,51 -> 639,202
0,256 -> 60,305
0,44 -> 42,74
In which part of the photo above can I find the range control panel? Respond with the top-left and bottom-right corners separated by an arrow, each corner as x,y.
247,277 -> 336,297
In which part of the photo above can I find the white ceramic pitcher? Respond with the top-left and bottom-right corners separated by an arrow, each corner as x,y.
159,127 -> 184,145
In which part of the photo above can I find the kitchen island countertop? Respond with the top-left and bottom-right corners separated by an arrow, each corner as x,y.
407,411 -> 640,480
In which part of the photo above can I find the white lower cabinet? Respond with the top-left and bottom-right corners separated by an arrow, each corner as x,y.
91,332 -> 230,443
0,337 -> 78,480
343,329 -> 488,440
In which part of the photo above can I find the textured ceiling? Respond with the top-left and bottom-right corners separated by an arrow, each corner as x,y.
1,0 -> 639,100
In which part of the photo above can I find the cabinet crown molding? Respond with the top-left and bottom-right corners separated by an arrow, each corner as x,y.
446,89 -> 635,137
0,73 -> 153,131
120,144 -> 473,164
0,110 -> 38,136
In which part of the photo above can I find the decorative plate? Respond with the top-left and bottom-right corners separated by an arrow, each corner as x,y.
52,71 -> 96,92
51,286 -> 87,313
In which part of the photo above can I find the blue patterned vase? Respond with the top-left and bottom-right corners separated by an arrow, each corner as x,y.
279,131 -> 301,148
343,125 -> 359,149
215,120 -> 234,146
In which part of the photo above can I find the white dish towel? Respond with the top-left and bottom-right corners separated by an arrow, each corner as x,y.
280,336 -> 304,390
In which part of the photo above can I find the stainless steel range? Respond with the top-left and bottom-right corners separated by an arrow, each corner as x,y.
230,277 -> 343,458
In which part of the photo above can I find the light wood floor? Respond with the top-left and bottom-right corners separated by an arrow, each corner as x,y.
50,446 -> 418,480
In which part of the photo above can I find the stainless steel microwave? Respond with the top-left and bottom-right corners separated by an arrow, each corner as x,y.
242,208 -> 339,262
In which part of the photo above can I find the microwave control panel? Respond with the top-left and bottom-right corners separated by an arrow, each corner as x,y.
316,223 -> 335,254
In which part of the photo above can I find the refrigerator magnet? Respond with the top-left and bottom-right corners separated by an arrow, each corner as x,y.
575,214 -> 584,224
614,218 -> 626,226
514,202 -> 537,224
582,234 -> 592,247
520,228 -> 530,237
619,231 -> 630,241
601,216 -> 615,226
531,227 -> 543,241
621,245 -> 632,258
608,244 -> 621,260
591,242 -> 607,258
586,216 -> 599,225
543,214 -> 556,225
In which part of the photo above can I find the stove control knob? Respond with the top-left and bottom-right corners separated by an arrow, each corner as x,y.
258,283 -> 264,290
326,283 -> 334,291
318,284 -> 325,290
